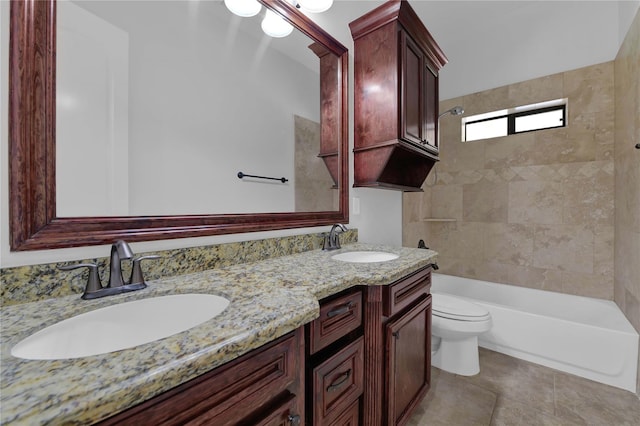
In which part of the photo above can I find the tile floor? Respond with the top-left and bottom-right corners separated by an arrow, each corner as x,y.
408,349 -> 640,425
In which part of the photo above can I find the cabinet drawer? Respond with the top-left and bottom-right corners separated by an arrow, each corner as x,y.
312,337 -> 364,426
329,399 -> 359,426
253,393 -> 300,426
98,332 -> 300,426
383,266 -> 431,317
309,290 -> 362,354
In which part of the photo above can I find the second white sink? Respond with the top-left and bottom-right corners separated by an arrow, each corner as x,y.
11,294 -> 230,360
331,251 -> 399,263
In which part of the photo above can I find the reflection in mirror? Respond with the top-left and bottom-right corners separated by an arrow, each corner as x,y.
56,0 -> 337,217
9,0 -> 348,250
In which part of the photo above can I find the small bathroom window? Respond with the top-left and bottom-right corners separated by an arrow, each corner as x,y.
462,99 -> 566,142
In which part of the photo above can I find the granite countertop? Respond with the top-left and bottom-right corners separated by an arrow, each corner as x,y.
0,243 -> 437,425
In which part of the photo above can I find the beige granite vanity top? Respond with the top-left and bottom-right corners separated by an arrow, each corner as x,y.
0,243 -> 437,425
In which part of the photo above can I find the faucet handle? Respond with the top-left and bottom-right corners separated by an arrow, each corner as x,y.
58,263 -> 103,299
129,255 -> 161,287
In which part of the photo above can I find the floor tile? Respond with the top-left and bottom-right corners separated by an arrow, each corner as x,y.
554,371 -> 640,425
490,396 -> 581,426
407,349 -> 640,426
458,349 -> 556,415
407,368 -> 496,426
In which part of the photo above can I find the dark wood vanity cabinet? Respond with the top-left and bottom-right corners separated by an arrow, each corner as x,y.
95,267 -> 432,426
363,266 -> 432,426
96,329 -> 305,426
401,33 -> 438,154
349,0 -> 447,191
307,289 -> 365,426
385,296 -> 431,426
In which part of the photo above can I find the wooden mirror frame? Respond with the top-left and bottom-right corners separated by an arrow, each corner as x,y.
9,0 -> 349,251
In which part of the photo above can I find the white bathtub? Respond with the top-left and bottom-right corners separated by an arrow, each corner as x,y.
431,273 -> 639,392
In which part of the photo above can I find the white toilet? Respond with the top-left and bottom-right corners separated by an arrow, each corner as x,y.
431,292 -> 492,376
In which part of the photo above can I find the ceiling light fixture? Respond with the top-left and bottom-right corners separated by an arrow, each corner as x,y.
224,0 -> 262,17
261,10 -> 293,38
296,0 -> 333,14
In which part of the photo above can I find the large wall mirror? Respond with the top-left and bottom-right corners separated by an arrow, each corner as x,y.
9,0 -> 348,251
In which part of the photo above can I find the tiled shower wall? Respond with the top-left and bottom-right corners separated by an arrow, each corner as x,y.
614,9 -> 640,393
403,61 -> 615,300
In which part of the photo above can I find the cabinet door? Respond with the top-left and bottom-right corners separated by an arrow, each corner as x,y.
400,31 -> 424,147
385,296 -> 432,426
423,62 -> 438,154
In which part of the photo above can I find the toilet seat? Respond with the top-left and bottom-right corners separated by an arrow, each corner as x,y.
432,293 -> 491,321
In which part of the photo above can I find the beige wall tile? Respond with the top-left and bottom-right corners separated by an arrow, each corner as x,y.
428,222 -> 459,259
563,172 -> 614,226
564,62 -> 614,119
439,96 -> 464,114
402,221 -> 428,249
438,139 -> 484,172
403,191 -> 424,224
456,222 -> 486,262
463,181 -> 508,222
464,85 -> 510,116
403,60 -> 620,303
533,225 -> 594,274
430,185 -> 463,221
508,180 -> 564,224
623,289 -> 640,395
562,271 -> 613,299
594,225 -> 614,282
615,153 -> 640,232
472,260 -> 512,286
614,228 -> 640,301
624,288 -> 640,335
483,132 -> 541,168
483,223 -> 534,266
572,110 -> 615,157
507,266 -> 564,293
614,13 -> 640,390
508,73 -> 564,107
534,127 -> 597,164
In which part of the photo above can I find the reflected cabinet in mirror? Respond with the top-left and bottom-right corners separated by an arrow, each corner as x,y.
9,0 -> 348,250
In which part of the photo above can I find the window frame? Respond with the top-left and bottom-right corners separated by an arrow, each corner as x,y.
463,103 -> 566,142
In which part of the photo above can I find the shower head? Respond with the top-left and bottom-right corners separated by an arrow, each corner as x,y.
438,106 -> 464,118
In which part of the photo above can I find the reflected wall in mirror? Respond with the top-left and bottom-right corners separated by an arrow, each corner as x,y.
9,0 -> 348,250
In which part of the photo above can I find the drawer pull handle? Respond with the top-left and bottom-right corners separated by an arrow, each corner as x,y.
393,331 -> 400,340
326,301 -> 354,318
288,414 -> 301,426
327,369 -> 352,392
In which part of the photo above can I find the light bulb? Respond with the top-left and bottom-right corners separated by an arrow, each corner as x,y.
297,0 -> 333,14
224,0 -> 261,17
261,10 -> 293,38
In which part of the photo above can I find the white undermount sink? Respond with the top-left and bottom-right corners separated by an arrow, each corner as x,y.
331,251 -> 399,263
11,294 -> 230,360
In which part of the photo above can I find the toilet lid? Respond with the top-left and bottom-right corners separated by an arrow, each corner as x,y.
432,293 -> 491,321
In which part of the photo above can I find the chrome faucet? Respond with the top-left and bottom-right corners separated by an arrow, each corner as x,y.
323,224 -> 347,251
108,240 -> 134,288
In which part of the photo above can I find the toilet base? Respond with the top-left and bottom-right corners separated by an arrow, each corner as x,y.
431,335 -> 480,376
